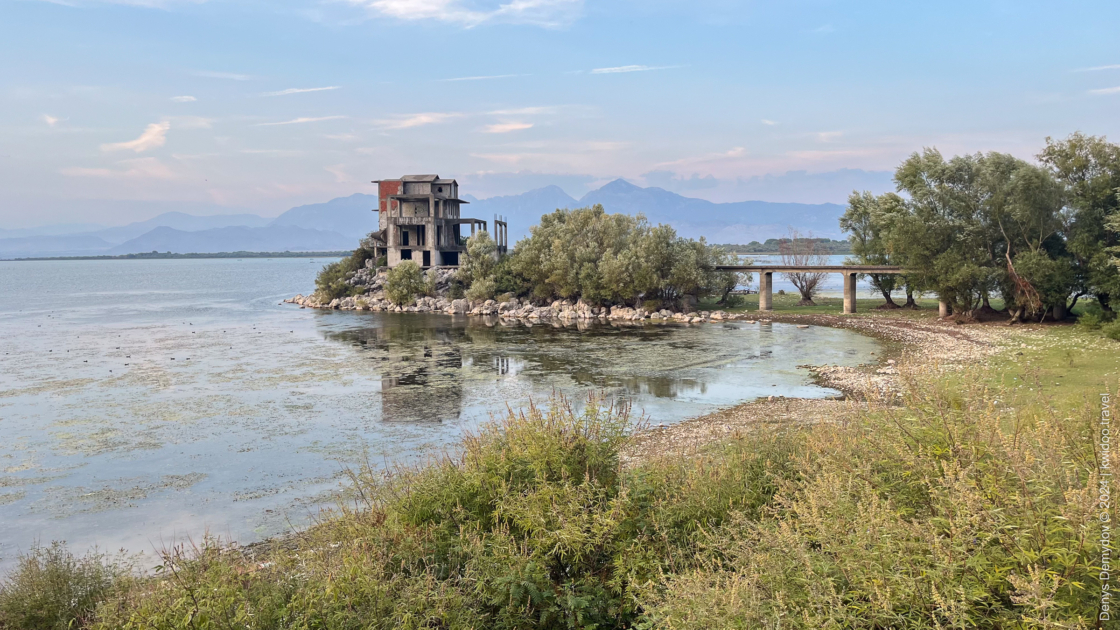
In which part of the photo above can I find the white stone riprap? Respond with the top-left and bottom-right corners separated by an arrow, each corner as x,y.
286,271 -> 734,325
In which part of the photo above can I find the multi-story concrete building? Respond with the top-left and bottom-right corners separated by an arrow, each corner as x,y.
369,174 -> 508,267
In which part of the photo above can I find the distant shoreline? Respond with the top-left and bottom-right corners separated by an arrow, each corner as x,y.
3,251 -> 350,261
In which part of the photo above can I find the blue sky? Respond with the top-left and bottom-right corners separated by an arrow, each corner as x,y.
2,0 -> 1119,227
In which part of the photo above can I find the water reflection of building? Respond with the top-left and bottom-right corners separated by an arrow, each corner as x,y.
360,326 -> 465,422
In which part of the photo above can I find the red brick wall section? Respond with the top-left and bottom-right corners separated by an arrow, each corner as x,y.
378,180 -> 402,213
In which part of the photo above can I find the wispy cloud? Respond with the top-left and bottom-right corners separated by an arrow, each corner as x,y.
810,24 -> 834,33
373,112 -> 462,129
590,64 -> 683,74
166,116 -> 212,129
256,116 -> 346,126
1074,64 -> 1120,72
240,149 -> 303,156
41,114 -> 60,127
351,0 -> 583,28
261,86 -> 340,96
816,131 -> 843,143
101,122 -> 170,153
170,95 -> 197,102
440,74 -> 525,82
61,157 -> 176,179
483,122 -> 533,133
761,119 -> 778,126
324,164 -> 349,182
1089,86 -> 1120,95
488,106 -> 558,116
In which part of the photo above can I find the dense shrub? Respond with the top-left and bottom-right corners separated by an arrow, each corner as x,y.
1103,320 -> 1120,341
641,381 -> 1105,628
0,542 -> 123,630
507,206 -> 742,308
315,243 -> 374,300
385,260 -> 425,305
464,276 -> 495,302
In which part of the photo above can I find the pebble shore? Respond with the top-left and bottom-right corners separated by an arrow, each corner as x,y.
623,311 -> 1023,462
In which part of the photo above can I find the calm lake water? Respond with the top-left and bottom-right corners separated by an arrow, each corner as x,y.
0,258 -> 881,569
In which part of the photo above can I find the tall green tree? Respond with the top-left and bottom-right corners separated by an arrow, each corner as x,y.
508,205 -> 739,308
1037,132 -> 1120,312
887,149 -> 999,315
840,191 -> 905,307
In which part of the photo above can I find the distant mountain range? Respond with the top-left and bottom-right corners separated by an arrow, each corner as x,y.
0,182 -> 847,259
467,180 -> 845,242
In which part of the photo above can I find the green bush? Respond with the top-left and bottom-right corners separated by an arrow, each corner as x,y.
385,261 -> 425,305
493,256 -> 531,297
88,396 -> 792,629
0,542 -> 123,630
508,206 -> 741,306
1078,311 -> 1103,330
641,380 -> 1103,628
465,277 -> 495,302
1103,319 -> 1120,341
720,293 -> 746,309
315,245 -> 374,301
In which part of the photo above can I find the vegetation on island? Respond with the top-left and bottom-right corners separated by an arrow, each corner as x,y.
714,237 -> 852,255
841,132 -> 1120,325
318,205 -> 745,311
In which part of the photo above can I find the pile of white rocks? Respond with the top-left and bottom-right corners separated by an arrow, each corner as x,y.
284,292 -> 739,324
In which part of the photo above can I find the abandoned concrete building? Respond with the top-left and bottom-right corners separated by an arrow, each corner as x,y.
369,174 -> 508,267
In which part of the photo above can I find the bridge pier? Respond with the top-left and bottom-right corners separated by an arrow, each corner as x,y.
759,271 -> 772,311
843,272 -> 857,314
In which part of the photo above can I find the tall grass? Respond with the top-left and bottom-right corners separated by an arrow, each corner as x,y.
2,378 -> 1111,629
0,542 -> 125,630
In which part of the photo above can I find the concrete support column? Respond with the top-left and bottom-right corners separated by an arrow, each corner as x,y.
939,300 -> 952,318
759,271 -> 772,311
843,272 -> 857,314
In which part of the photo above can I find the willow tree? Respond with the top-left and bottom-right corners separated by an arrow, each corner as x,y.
508,205 -> 740,308
1038,132 -> 1120,313
841,191 -> 907,308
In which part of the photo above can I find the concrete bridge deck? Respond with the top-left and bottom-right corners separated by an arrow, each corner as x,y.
713,264 -> 907,314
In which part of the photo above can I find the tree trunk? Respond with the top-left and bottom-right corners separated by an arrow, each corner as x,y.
982,293 -> 991,309
903,286 -> 917,309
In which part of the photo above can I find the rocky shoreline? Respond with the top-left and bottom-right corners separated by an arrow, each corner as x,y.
288,267 -> 743,323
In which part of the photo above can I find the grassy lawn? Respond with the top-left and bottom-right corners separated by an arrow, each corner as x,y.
963,325 -> 1119,410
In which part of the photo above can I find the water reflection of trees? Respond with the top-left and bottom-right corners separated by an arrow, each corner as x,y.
322,315 -> 754,421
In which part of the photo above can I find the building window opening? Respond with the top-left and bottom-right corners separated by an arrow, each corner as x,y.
401,230 -> 409,246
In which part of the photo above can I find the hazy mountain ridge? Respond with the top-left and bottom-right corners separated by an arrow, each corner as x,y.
269,193 -> 379,240
1,181 -> 847,258
106,225 -> 357,255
